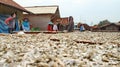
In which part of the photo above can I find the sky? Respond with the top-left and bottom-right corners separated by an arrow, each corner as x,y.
14,0 -> 120,25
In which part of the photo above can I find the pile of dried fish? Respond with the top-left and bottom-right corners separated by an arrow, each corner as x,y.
0,31 -> 119,67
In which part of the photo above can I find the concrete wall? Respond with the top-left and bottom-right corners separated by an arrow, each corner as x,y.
24,14 -> 52,31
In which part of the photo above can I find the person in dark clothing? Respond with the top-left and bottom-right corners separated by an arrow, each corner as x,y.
67,16 -> 74,32
5,12 -> 16,34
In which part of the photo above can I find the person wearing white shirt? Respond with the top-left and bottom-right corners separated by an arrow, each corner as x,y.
53,24 -> 58,31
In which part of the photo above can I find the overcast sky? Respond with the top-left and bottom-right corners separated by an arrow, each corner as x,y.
14,0 -> 120,25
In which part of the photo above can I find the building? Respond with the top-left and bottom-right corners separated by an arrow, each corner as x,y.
0,0 -> 30,20
56,17 -> 69,31
91,25 -> 99,32
56,17 -> 74,32
98,23 -> 120,32
24,5 -> 60,31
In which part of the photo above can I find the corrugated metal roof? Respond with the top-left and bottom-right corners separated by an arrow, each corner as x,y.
0,0 -> 30,13
25,6 -> 58,14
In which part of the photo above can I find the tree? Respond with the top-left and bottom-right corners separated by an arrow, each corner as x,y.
98,19 -> 111,27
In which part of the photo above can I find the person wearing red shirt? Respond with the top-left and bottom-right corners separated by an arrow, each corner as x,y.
47,21 -> 53,31
5,13 -> 16,33
47,24 -> 53,31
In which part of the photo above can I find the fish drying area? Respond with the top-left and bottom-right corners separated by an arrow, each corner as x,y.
0,31 -> 120,67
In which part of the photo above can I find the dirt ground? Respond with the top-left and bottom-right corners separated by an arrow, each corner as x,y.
0,31 -> 120,67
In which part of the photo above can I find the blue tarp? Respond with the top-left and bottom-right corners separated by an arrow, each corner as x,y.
0,14 -> 20,33
15,18 -> 20,31
0,19 -> 9,33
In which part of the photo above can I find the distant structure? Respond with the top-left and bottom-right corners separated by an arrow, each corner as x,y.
56,16 -> 74,32
77,23 -> 91,31
98,23 -> 120,32
92,22 -> 120,32
57,17 -> 69,31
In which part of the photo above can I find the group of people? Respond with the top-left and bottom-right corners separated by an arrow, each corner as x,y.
5,12 -> 30,33
47,22 -> 58,32
5,12 -> 75,33
47,16 -> 74,32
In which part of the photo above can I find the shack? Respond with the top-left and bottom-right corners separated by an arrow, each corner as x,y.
24,5 -> 60,31
98,23 -> 120,32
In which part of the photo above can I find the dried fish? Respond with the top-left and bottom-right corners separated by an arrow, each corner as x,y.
0,32 -> 119,67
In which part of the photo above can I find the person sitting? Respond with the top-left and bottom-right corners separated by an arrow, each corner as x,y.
53,23 -> 58,31
47,21 -> 53,31
80,24 -> 85,32
22,18 -> 30,31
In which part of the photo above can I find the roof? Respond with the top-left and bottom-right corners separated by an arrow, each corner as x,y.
0,0 -> 30,13
100,23 -> 120,28
25,6 -> 59,14
91,25 -> 98,29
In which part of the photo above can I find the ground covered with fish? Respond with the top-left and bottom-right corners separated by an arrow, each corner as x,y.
0,32 -> 120,67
